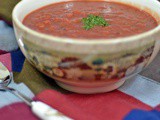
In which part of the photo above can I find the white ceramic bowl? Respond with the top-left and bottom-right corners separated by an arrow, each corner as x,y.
12,0 -> 160,94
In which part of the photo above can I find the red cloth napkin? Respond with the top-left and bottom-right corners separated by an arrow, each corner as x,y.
0,90 -> 151,120
0,103 -> 38,120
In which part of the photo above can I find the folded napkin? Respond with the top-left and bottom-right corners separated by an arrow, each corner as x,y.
0,89 -> 152,120
0,86 -> 160,120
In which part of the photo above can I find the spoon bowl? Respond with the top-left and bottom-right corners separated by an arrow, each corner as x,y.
0,62 -> 12,89
0,79 -> 12,91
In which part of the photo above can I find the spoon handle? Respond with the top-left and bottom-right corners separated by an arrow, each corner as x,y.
31,101 -> 72,120
5,86 -> 32,106
5,87 -> 72,120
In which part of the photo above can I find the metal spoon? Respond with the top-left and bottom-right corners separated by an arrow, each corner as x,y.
0,62 -> 71,120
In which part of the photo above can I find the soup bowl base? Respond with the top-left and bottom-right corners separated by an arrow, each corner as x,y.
56,79 -> 125,94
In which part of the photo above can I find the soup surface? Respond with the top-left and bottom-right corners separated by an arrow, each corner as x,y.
23,1 -> 158,39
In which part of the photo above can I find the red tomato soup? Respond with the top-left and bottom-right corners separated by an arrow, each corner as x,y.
23,1 -> 158,39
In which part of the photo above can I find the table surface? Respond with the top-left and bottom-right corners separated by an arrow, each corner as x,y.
141,52 -> 160,83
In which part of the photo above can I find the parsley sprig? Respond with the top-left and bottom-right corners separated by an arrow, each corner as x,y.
82,14 -> 109,30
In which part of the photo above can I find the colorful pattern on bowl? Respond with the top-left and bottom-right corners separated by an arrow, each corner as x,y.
12,0 -> 160,93
22,39 -> 155,83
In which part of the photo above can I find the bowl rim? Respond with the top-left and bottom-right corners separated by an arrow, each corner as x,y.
12,0 -> 160,45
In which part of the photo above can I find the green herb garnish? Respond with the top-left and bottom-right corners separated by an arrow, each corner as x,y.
82,14 -> 109,30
